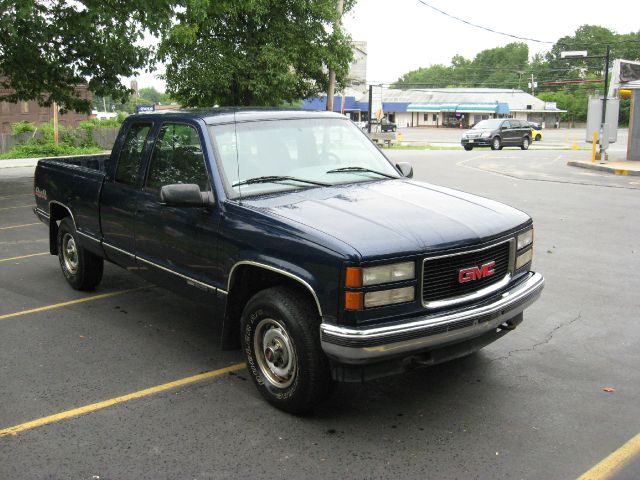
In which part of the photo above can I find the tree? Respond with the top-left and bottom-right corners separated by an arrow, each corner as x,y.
138,87 -> 172,105
159,0 -> 355,106
0,1 -> 178,113
394,64 -> 453,88
393,43 -> 529,89
391,26 -> 640,123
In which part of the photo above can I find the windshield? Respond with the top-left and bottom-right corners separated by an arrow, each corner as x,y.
210,118 -> 400,197
472,119 -> 503,130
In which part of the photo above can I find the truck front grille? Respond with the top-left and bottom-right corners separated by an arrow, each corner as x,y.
422,241 -> 512,306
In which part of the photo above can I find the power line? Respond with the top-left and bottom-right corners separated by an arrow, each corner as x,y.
415,0 -> 553,44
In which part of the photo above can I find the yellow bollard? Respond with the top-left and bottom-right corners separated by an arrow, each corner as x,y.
591,131 -> 598,162
571,131 -> 578,150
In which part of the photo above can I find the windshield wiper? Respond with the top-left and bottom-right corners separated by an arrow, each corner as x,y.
326,166 -> 396,179
232,175 -> 329,188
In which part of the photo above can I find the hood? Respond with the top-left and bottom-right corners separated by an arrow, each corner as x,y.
242,180 -> 531,260
464,129 -> 492,137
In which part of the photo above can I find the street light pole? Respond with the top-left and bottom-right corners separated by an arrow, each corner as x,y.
600,45 -> 611,160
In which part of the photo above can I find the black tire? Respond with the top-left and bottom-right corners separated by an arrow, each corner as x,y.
491,137 -> 502,150
521,137 -> 530,150
463,145 -> 473,151
57,217 -> 103,290
535,134 -> 541,141
241,286 -> 332,414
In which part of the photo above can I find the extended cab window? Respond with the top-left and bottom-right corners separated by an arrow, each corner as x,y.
146,123 -> 210,191
115,123 -> 152,185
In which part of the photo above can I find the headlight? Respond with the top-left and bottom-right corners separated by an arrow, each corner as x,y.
362,261 -> 415,286
517,229 -> 534,250
365,286 -> 414,308
481,131 -> 491,138
516,249 -> 533,269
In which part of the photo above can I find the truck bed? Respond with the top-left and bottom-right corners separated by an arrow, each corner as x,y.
34,154 -> 111,241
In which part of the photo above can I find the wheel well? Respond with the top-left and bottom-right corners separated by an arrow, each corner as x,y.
48,203 -> 72,255
221,265 -> 319,350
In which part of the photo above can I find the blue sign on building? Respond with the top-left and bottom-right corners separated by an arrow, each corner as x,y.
136,105 -> 155,113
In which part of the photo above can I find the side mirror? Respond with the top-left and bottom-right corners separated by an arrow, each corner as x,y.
160,184 -> 214,208
396,162 -> 413,178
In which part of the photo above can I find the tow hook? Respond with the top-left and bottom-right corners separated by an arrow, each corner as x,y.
497,313 -> 524,331
498,317 -> 522,331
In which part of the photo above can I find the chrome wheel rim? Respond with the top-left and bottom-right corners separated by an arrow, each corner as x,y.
254,318 -> 297,388
523,138 -> 529,149
62,233 -> 79,274
493,138 -> 500,149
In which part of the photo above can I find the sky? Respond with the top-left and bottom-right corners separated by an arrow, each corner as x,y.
129,0 -> 640,92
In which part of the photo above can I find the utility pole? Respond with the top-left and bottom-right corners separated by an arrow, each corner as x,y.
530,74 -> 535,96
326,0 -> 344,112
600,45 -> 611,160
53,102 -> 59,146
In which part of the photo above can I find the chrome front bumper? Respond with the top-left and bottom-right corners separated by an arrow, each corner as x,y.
320,272 -> 544,364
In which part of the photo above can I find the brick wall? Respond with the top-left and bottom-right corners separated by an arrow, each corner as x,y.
0,86 -> 92,133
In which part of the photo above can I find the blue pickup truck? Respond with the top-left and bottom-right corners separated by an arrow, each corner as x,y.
33,109 -> 544,413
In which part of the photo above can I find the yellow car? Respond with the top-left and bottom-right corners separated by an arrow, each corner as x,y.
527,122 -> 543,141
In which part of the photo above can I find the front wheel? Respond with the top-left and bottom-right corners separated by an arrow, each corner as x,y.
241,286 -> 332,414
535,134 -> 541,141
491,137 -> 502,150
521,137 -> 530,150
57,217 -> 103,290
463,145 -> 473,151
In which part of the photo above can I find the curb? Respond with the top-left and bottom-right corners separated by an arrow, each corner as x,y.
0,158 -> 40,169
567,161 -> 640,177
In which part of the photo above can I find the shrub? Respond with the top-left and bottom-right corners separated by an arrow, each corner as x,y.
0,143 -> 105,159
11,121 -> 37,135
1,119 -> 112,159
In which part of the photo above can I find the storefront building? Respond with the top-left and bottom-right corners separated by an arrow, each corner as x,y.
302,88 -> 565,128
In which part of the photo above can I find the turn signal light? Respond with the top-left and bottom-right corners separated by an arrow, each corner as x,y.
345,267 -> 362,288
344,291 -> 364,311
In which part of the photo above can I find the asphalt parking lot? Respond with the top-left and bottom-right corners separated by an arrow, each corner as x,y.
1,149 -> 639,479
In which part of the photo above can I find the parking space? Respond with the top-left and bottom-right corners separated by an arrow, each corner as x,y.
1,151 -> 639,479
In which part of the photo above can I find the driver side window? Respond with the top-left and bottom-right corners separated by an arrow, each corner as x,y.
145,123 -> 210,192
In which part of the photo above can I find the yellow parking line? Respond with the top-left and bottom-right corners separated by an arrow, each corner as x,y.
0,223 -> 39,231
0,286 -> 150,321
0,252 -> 48,263
0,362 -> 246,437
0,204 -> 33,211
578,433 -> 640,480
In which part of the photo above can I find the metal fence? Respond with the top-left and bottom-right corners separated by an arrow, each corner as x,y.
0,127 -> 120,154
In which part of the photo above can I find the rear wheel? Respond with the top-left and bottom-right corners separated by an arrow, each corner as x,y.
57,217 -> 103,290
241,286 -> 332,414
521,137 -> 530,150
463,145 -> 473,151
491,137 -> 502,150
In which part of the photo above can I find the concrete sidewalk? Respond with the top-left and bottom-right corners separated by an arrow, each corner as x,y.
0,158 -> 40,169
567,159 -> 640,176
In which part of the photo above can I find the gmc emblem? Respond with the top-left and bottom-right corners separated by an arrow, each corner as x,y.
459,261 -> 496,283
